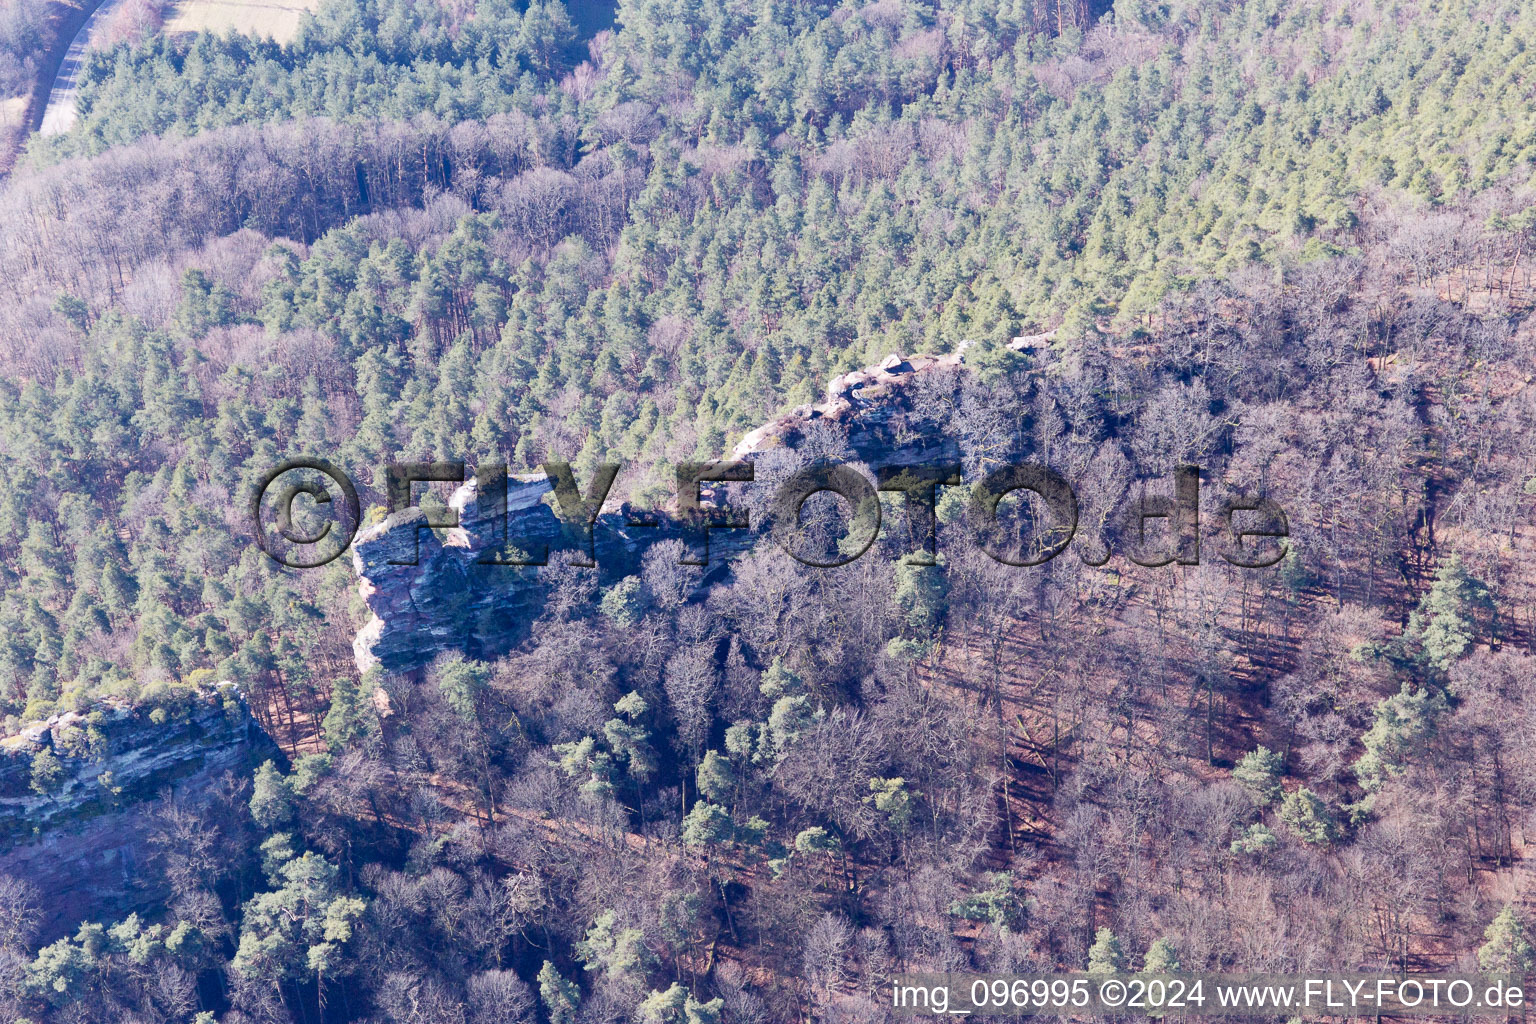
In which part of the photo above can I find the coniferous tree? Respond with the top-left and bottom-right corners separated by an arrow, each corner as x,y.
1087,928 -> 1126,976
1478,905 -> 1536,974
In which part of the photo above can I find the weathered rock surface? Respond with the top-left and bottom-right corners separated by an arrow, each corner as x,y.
0,686 -> 274,939
351,472 -> 656,673
353,351 -> 966,674
730,349 -> 965,464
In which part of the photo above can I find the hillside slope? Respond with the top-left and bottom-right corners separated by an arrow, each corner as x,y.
5,0 -> 1536,1022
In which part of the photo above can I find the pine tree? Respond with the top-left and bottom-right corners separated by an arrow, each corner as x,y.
28,748 -> 65,796
892,558 -> 950,633
1409,553 -> 1493,672
1478,905 -> 1535,973
947,872 -> 1023,929
867,776 -> 917,833
1088,928 -> 1126,976
538,960 -> 581,1024
759,657 -> 805,699
1278,788 -> 1338,846
321,675 -> 373,751
604,692 -> 658,782
1233,746 -> 1285,806
637,982 -> 724,1024
695,750 -> 736,804
231,851 -> 365,1000
1230,823 -> 1280,857
1143,936 -> 1181,973
575,909 -> 651,984
681,802 -> 734,849
249,760 -> 296,830
1355,684 -> 1447,793
435,654 -> 490,722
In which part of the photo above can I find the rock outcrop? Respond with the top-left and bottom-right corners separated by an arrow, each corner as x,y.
352,351 -> 966,674
0,686 -> 274,939
351,472 -> 655,673
730,349 -> 965,463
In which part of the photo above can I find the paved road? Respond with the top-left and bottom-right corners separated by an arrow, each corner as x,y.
39,0 -> 126,135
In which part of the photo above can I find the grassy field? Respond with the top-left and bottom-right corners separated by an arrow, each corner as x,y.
162,0 -> 609,44
0,95 -> 26,133
161,0 -> 321,41
0,95 -> 28,169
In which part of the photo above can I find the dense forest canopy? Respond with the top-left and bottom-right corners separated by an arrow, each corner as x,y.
3,0 -> 1536,1021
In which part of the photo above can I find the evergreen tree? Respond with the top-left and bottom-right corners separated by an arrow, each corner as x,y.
867,776 -> 917,833
1230,824 -> 1280,857
538,960 -> 581,1024
249,760 -> 296,830
947,872 -> 1023,929
1233,746 -> 1284,806
1478,905 -> 1536,974
28,748 -> 64,796
1087,927 -> 1126,976
1355,685 -> 1447,793
231,850 -> 366,1000
696,750 -> 736,804
1278,788 -> 1338,846
637,982 -> 724,1024
575,909 -> 651,984
1142,936 -> 1181,973
1415,554 -> 1492,671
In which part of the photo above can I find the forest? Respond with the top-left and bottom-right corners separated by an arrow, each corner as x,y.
4,0 -> 1536,1021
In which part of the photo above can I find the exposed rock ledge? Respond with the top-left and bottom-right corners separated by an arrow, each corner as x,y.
0,686 -> 274,939
730,349 -> 965,461
353,349 -> 968,675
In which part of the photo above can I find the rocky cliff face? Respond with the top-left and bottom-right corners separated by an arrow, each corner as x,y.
0,686 -> 274,939
352,350 -> 966,674
351,472 -> 652,673
729,349 -> 965,463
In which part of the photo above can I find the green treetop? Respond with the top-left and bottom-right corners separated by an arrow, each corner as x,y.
1088,927 -> 1126,976
1478,905 -> 1536,973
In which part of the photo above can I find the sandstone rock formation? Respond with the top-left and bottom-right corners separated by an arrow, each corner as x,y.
0,685 -> 273,939
351,472 -> 558,674
729,349 -> 965,463
350,471 -> 665,673
352,351 -> 966,674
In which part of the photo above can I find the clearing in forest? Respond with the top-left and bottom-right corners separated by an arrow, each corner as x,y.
161,0 -> 321,41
